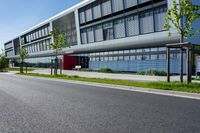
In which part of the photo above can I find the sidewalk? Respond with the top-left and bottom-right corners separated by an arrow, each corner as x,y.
32,69 -> 188,82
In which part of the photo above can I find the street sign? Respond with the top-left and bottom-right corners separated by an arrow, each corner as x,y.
196,56 -> 200,77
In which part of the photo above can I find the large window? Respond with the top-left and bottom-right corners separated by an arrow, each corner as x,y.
138,0 -> 151,4
154,7 -> 167,31
93,4 -> 101,19
87,27 -> 94,43
102,0 -> 112,16
114,18 -> 125,38
79,11 -> 85,24
126,15 -> 139,36
140,10 -> 154,34
81,29 -> 87,44
125,0 -> 137,8
94,25 -> 103,42
112,0 -> 124,12
103,22 -> 114,40
85,8 -> 93,22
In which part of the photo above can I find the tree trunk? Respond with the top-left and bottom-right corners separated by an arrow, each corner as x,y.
20,59 -> 24,74
54,50 -> 58,75
180,35 -> 184,82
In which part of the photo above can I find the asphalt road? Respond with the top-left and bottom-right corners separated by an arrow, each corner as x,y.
0,74 -> 200,133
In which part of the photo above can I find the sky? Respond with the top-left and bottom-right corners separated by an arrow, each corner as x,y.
0,0 -> 81,50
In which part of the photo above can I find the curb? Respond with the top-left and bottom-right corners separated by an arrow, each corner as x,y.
16,74 -> 200,100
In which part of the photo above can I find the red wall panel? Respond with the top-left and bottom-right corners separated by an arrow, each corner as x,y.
63,56 -> 77,70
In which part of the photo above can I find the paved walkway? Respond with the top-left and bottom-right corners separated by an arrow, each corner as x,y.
32,69 -> 189,82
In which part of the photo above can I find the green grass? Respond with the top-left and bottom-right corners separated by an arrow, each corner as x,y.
8,67 -> 36,72
18,73 -> 200,93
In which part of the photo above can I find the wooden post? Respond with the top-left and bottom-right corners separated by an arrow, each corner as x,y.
167,47 -> 170,82
180,48 -> 184,82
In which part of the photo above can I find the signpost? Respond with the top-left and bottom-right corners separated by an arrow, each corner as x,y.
196,56 -> 200,78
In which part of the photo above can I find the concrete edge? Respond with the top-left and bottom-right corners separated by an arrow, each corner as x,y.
14,74 -> 200,100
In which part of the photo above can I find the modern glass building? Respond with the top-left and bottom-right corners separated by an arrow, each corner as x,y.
4,0 -> 200,73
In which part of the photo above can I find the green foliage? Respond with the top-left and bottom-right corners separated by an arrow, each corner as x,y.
164,0 -> 200,40
19,48 -> 28,63
99,67 -> 114,73
50,28 -> 67,75
0,54 -> 9,72
19,48 -> 28,73
50,28 -> 67,53
136,70 -> 167,76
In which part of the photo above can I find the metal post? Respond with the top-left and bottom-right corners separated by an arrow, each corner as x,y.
167,47 -> 170,82
180,48 -> 184,82
187,45 -> 192,83
26,63 -> 27,74
51,59 -> 53,75
60,59 -> 62,75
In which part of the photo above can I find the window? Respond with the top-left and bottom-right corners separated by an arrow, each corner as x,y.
81,29 -> 87,44
136,49 -> 142,53
114,18 -> 125,38
143,55 -> 150,60
124,56 -> 130,60
93,4 -> 101,19
138,0 -> 151,4
154,7 -> 167,31
109,56 -> 113,61
45,26 -> 49,35
113,56 -> 118,61
150,54 -> 158,60
112,0 -> 124,12
87,27 -> 94,43
79,11 -> 85,24
158,54 -> 166,60
125,0 -> 137,8
130,55 -> 136,60
137,55 -> 143,60
140,10 -> 154,34
94,24 -> 103,42
126,15 -> 139,36
85,8 -> 92,22
130,49 -> 135,53
119,56 -> 124,61
151,48 -> 158,52
103,22 -> 114,40
158,47 -> 166,51
143,48 -> 150,52
102,0 -> 112,16
36,31 -> 39,39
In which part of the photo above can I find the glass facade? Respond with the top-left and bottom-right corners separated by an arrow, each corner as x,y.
22,39 -> 51,54
5,50 -> 13,57
4,41 -> 13,49
24,24 -> 50,44
74,47 -> 182,62
80,5 -> 167,44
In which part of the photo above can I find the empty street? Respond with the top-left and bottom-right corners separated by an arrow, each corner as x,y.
0,74 -> 200,133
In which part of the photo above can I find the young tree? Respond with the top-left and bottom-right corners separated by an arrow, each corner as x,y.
0,54 -> 9,72
164,0 -> 200,82
19,48 -> 28,73
50,28 -> 67,75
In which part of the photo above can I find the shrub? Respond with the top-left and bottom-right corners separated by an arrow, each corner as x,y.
136,70 -> 167,76
99,67 -> 114,73
0,55 -> 9,72
136,72 -> 146,75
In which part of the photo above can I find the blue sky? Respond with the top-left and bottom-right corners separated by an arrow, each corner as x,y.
0,0 -> 81,50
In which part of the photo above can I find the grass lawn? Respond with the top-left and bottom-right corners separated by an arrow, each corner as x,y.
18,73 -> 200,93
8,67 -> 36,72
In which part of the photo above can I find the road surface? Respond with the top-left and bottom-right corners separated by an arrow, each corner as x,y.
0,73 -> 200,133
